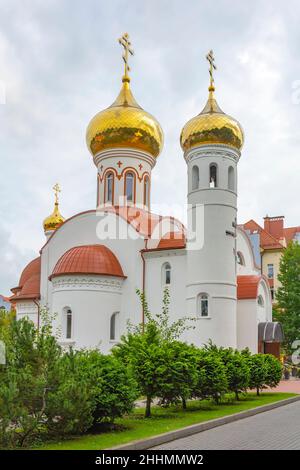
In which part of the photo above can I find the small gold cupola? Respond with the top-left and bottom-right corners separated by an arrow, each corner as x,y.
43,183 -> 65,233
86,33 -> 163,159
180,50 -> 244,152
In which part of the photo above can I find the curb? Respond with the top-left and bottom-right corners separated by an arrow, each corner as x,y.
111,395 -> 300,450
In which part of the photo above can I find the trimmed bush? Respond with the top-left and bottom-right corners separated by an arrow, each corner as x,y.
192,350 -> 228,404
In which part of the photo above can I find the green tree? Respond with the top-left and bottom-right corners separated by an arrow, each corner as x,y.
113,289 -> 196,417
192,349 -> 228,404
273,241 -> 300,354
157,341 -> 199,409
263,354 -> 282,389
205,344 -> 250,401
245,353 -> 268,396
0,316 -> 62,447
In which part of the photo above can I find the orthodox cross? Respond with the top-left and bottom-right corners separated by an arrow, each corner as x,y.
53,183 -> 61,204
206,49 -> 216,89
118,33 -> 134,80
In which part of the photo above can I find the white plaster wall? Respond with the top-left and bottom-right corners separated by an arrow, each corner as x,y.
236,228 -> 260,275
237,299 -> 258,352
51,274 -> 123,353
144,249 -> 186,322
40,211 -> 146,334
15,301 -> 39,326
257,279 -> 272,323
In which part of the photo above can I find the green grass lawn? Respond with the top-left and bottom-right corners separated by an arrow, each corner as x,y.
39,393 -> 295,450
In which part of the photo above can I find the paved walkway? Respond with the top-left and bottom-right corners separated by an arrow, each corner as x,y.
152,400 -> 300,450
267,379 -> 300,394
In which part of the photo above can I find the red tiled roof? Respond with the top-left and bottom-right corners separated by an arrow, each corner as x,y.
13,273 -> 41,301
242,220 -> 283,249
237,275 -> 261,300
157,231 -> 186,249
10,256 -> 41,302
283,226 -> 300,244
50,245 -> 125,280
19,257 -> 41,288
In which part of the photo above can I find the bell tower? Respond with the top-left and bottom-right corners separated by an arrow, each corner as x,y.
181,51 -> 244,348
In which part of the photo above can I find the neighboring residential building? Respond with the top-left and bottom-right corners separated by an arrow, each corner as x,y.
241,216 -> 300,302
0,294 -> 11,311
10,41 -> 283,356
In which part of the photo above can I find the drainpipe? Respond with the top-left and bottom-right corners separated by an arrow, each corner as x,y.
140,238 -> 148,333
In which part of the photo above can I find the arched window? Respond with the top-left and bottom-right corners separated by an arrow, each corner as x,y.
162,262 -> 171,286
143,176 -> 150,207
192,165 -> 199,190
105,172 -> 114,204
197,294 -> 209,317
237,251 -> 245,266
125,172 -> 135,202
257,295 -> 264,307
228,166 -> 235,191
63,307 -> 72,339
209,164 -> 218,188
110,312 -> 119,341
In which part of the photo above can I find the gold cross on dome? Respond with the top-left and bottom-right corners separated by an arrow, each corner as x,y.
53,183 -> 61,204
206,49 -> 217,89
118,32 -> 134,81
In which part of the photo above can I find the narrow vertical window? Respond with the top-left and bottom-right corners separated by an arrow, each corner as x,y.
197,294 -> 209,317
192,165 -> 199,190
63,307 -> 72,339
125,172 -> 135,202
162,262 -> 171,286
228,166 -> 235,191
110,312 -> 119,341
267,264 -> 274,279
143,176 -> 150,207
237,251 -> 245,266
105,172 -> 114,203
257,295 -> 264,307
209,164 -> 218,188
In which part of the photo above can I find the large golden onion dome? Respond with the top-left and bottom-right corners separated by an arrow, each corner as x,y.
86,33 -> 163,158
180,51 -> 244,152
43,184 -> 65,232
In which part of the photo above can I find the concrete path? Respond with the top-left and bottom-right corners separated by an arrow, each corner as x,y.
151,400 -> 300,450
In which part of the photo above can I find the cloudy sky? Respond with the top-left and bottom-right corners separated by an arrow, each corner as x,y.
0,0 -> 299,294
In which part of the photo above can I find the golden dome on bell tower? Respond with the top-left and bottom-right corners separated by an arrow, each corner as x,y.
43,183 -> 65,233
180,50 -> 244,152
86,33 -> 163,159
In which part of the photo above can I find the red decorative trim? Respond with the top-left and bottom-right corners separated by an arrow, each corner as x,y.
99,167 -> 118,183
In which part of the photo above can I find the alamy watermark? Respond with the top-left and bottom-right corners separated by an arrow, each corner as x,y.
94,202 -> 205,251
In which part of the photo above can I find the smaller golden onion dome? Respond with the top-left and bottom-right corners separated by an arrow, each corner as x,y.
180,50 -> 244,152
86,33 -> 163,158
43,183 -> 65,232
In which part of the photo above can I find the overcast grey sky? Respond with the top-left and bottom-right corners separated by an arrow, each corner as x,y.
0,0 -> 300,294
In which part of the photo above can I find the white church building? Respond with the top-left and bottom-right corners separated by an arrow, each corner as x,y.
11,37 -> 282,356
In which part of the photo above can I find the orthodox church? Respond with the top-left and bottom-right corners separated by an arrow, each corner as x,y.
10,35 -> 283,355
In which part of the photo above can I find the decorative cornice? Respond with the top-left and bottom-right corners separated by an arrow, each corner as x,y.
94,147 -> 156,169
51,275 -> 123,293
184,144 -> 240,164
